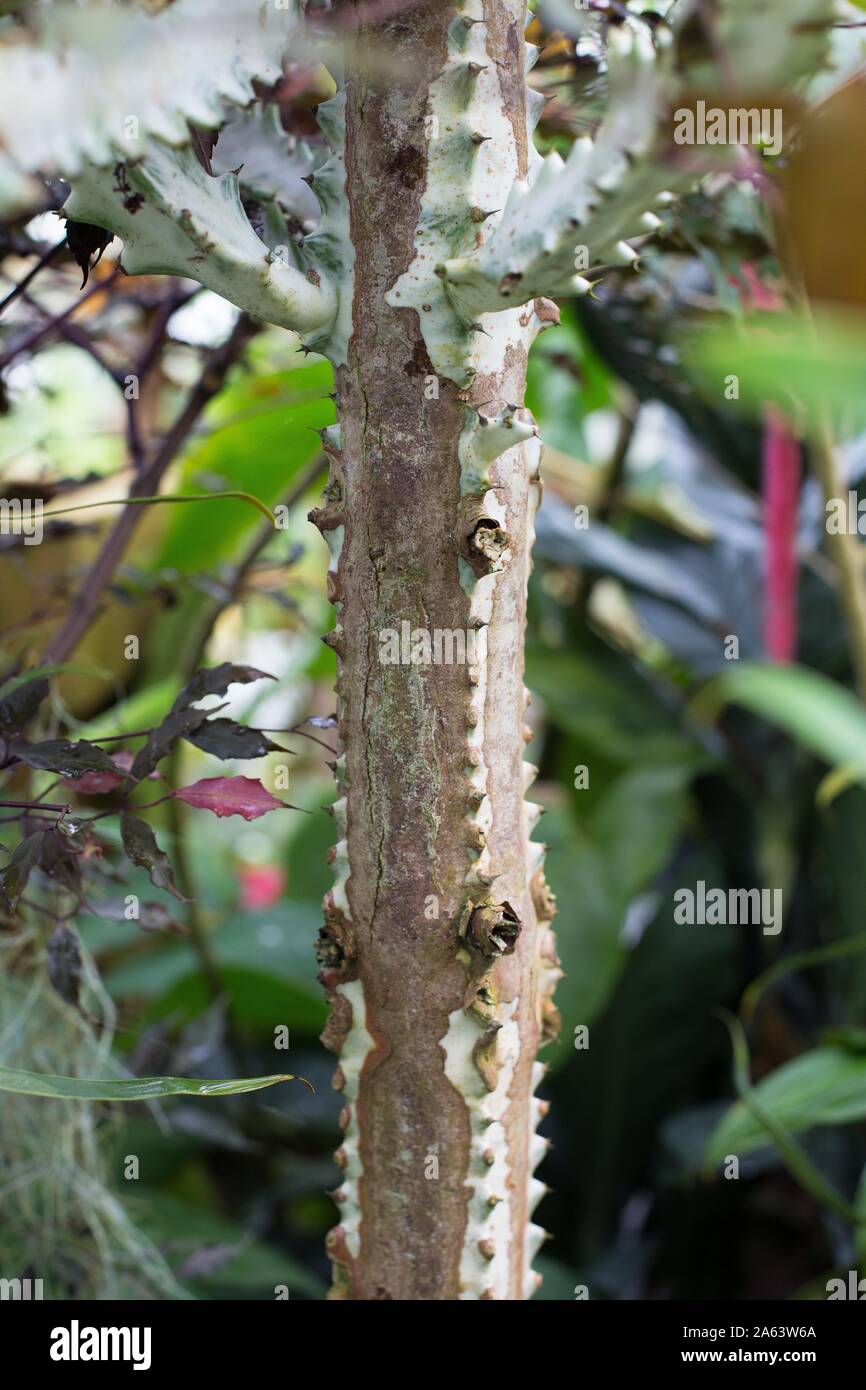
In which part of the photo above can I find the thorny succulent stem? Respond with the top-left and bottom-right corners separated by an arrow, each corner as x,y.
311,0 -> 560,1301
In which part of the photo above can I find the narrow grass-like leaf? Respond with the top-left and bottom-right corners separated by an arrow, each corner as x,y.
0,1063 -> 313,1101
741,934 -> 866,1024
41,492 -> 277,526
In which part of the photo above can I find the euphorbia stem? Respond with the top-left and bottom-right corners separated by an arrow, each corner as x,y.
311,0 -> 559,1301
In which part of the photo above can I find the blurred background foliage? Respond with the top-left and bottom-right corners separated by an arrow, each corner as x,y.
2,0 -> 866,1301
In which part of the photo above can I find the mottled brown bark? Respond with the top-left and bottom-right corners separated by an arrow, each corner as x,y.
312,0 -> 558,1300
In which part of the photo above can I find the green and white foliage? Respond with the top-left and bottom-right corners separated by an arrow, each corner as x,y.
387,10 -> 684,385
440,21 -> 678,330
0,0 -> 355,364
0,0 -> 299,180
0,0 -> 837,368
63,139 -> 338,337
295,93 -> 355,363
672,0 -> 838,94
210,103 -> 324,232
386,2 -> 541,386
63,92 -> 353,363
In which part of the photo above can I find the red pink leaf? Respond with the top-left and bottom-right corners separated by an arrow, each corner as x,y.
174,776 -> 290,821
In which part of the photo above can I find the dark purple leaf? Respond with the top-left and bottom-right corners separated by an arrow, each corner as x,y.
62,748 -> 158,795
10,738 -> 118,779
129,706 -> 212,782
120,813 -> 187,902
171,663 -> 275,714
186,718 -> 283,761
0,676 -> 49,732
1,831 -> 44,908
39,828 -> 84,903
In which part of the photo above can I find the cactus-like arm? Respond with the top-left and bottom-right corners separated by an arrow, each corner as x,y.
64,141 -> 338,339
63,89 -> 353,359
0,0 -> 354,349
0,0 -> 303,181
440,21 -> 681,321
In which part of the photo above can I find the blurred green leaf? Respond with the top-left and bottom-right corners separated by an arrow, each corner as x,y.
687,310 -> 866,430
857,1166 -> 866,1262
155,359 -> 332,573
741,934 -> 866,1023
528,639 -> 708,768
146,966 -> 327,1036
104,901 -> 326,1035
698,662 -> 866,781
130,1189 -> 324,1298
556,850 -> 738,1254
705,1046 -> 866,1163
544,765 -> 699,1065
526,306 -> 612,456
709,1013 -> 861,1224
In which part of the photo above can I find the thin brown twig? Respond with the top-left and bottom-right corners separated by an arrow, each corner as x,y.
41,314 -> 259,666
576,400 -> 640,615
0,240 -> 65,318
125,394 -> 146,472
20,896 -> 78,922
135,284 -> 198,380
0,799 -> 70,811
21,289 -> 122,383
0,268 -> 121,372
273,725 -> 336,755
